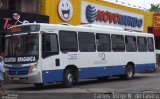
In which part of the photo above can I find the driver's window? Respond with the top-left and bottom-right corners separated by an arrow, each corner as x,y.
42,33 -> 59,58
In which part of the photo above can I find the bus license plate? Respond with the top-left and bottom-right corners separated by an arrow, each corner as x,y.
13,77 -> 19,80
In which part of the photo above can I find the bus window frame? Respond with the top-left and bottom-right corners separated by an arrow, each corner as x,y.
111,34 -> 125,52
59,30 -> 78,53
147,37 -> 154,52
78,32 -> 96,52
42,33 -> 59,58
137,36 -> 148,52
125,35 -> 137,52
96,33 -> 111,52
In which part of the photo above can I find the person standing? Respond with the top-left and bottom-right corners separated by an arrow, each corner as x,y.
0,56 -> 8,95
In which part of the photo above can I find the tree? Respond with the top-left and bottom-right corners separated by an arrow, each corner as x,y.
149,4 -> 160,12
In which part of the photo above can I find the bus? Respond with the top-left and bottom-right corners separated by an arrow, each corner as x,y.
4,23 -> 156,87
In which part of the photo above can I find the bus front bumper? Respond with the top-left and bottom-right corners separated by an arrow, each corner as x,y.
9,71 -> 42,84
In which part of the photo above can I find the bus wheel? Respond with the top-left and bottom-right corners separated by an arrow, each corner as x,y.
120,64 -> 135,80
34,83 -> 44,88
63,69 -> 74,88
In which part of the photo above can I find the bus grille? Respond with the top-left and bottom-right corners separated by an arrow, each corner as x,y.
8,66 -> 29,75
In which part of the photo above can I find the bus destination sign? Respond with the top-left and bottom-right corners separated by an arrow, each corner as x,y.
7,25 -> 40,34
10,27 -> 22,33
4,56 -> 37,63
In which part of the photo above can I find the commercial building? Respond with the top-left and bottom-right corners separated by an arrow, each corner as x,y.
0,0 -> 49,52
0,0 -> 160,51
39,0 -> 153,32
39,0 -> 160,50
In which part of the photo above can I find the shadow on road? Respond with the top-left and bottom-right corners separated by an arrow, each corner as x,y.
8,74 -> 151,91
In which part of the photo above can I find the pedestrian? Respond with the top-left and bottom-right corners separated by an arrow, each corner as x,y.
0,56 -> 8,96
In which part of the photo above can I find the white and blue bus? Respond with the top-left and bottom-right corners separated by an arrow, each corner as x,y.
4,23 -> 156,87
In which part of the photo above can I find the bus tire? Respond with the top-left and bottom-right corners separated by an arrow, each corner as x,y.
63,69 -> 74,88
120,64 -> 135,80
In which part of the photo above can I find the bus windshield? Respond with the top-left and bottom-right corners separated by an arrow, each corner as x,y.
5,33 -> 39,57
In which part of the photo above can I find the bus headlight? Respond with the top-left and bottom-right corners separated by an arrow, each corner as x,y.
32,67 -> 37,72
28,64 -> 37,74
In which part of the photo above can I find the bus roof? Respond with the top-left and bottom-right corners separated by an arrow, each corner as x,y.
8,23 -> 154,37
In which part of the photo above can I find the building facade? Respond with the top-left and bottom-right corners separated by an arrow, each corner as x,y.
0,0 -> 49,52
39,0 -> 160,50
1,0 -> 160,51
0,0 -> 40,13
39,0 -> 154,33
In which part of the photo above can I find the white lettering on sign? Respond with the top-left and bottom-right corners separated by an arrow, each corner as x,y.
17,56 -> 36,62
4,57 -> 16,62
4,56 -> 36,63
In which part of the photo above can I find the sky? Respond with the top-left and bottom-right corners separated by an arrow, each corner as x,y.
105,0 -> 160,10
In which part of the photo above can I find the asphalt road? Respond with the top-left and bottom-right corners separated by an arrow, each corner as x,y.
2,71 -> 160,99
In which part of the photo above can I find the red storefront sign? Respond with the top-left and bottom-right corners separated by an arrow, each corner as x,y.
153,13 -> 160,36
0,9 -> 49,32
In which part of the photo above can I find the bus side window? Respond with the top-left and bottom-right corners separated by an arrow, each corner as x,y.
96,33 -> 111,52
59,30 -> 78,53
78,32 -> 96,52
125,36 -> 137,52
111,34 -> 125,52
137,37 -> 148,52
147,37 -> 154,52
42,33 -> 59,58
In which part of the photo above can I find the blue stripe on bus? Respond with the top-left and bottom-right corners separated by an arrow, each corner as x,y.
42,70 -> 64,83
79,65 -> 125,79
8,66 -> 29,75
42,63 -> 155,83
135,63 -> 155,73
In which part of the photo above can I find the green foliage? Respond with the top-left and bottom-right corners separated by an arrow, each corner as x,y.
149,3 -> 160,12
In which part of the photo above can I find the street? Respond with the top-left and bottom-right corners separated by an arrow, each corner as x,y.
1,71 -> 160,99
